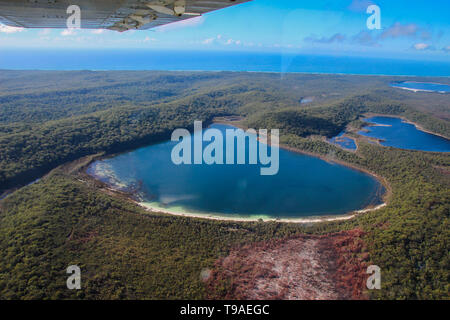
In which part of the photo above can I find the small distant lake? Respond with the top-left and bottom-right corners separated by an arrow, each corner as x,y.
328,132 -> 357,151
87,124 -> 383,219
359,116 -> 450,152
391,81 -> 450,93
300,97 -> 314,104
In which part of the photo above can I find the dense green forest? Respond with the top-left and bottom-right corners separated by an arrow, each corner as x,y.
0,71 -> 448,299
1,71 -> 448,193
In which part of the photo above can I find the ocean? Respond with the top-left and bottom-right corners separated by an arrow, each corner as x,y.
0,49 -> 449,76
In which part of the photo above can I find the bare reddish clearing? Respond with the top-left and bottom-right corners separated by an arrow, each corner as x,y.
206,229 -> 369,300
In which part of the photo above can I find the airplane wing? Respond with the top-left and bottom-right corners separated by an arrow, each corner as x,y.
0,0 -> 250,32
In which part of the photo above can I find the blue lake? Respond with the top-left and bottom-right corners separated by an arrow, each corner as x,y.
359,117 -> 450,152
391,81 -> 450,93
328,132 -> 357,151
87,124 -> 383,219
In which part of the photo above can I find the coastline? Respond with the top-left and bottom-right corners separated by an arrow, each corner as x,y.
391,81 -> 450,94
393,86 -> 440,93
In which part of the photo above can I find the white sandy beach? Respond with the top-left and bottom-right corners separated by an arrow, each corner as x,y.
137,201 -> 387,224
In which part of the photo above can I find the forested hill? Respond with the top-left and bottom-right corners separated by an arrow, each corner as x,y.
0,71 -> 448,300
0,71 -> 449,193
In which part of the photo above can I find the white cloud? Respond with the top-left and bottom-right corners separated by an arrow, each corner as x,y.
61,29 -> 77,36
38,29 -> 51,36
380,22 -> 418,39
442,45 -> 450,53
412,43 -> 432,51
0,23 -> 24,33
91,29 -> 104,35
225,38 -> 242,46
202,38 -> 215,45
144,36 -> 157,42
201,35 -> 227,46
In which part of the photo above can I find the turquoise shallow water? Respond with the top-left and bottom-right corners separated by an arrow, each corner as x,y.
359,117 -> 450,152
87,124 -> 384,218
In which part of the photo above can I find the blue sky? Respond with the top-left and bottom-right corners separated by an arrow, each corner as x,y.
0,0 -> 449,61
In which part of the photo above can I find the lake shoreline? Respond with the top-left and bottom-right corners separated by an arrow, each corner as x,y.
216,117 -> 392,203
136,201 -> 387,224
80,119 -> 391,224
362,113 -> 450,140
83,164 -> 377,224
325,134 -> 358,152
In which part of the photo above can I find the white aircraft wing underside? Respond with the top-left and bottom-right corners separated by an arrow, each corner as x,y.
0,0 -> 249,32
